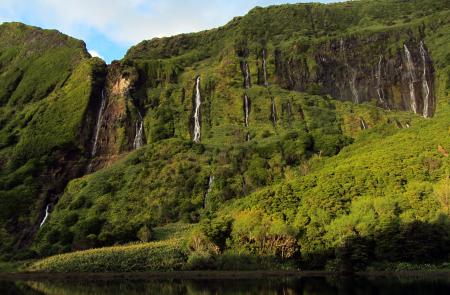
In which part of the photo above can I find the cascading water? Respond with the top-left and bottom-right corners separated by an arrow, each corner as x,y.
39,204 -> 50,228
241,60 -> 251,140
287,101 -> 292,124
244,62 -> 251,89
133,111 -> 144,149
91,90 -> 107,156
420,41 -> 430,118
404,44 -> 418,114
193,76 -> 202,143
262,49 -> 268,87
376,55 -> 385,104
244,94 -> 250,141
203,175 -> 214,209
242,176 -> 247,195
244,94 -> 250,128
271,98 -> 277,126
350,70 -> 359,104
360,118 -> 368,130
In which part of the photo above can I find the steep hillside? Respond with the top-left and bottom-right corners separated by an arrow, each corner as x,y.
29,104 -> 450,271
0,23 -> 106,256
1,0 -> 450,270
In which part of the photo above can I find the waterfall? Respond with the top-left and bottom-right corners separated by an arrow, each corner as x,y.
39,204 -> 50,228
244,62 -> 251,89
271,98 -> 277,125
203,175 -> 214,209
244,94 -> 250,128
244,94 -> 250,141
262,49 -> 268,87
420,41 -> 430,118
350,70 -> 359,104
360,118 -> 368,130
193,76 -> 202,143
91,90 -> 107,156
340,38 -> 345,53
404,44 -> 418,114
287,101 -> 292,125
133,111 -> 144,149
376,55 -> 385,104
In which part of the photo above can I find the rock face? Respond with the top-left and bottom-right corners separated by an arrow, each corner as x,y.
274,32 -> 436,117
88,62 -> 145,171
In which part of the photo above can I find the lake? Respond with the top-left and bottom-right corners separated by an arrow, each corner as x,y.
1,274 -> 450,294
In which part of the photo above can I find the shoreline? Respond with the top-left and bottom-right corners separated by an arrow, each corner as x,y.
1,270 -> 450,281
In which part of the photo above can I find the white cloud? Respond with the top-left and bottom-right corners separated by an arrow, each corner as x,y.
88,50 -> 104,60
0,0 -> 286,45
0,0 -> 342,50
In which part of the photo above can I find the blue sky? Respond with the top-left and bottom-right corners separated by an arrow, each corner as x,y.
0,0 -> 341,63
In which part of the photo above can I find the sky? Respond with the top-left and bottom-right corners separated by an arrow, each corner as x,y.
0,0 -> 341,63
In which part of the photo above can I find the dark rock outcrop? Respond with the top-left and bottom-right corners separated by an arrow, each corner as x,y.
274,32 -> 436,117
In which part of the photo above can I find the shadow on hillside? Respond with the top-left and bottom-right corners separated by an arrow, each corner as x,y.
186,214 -> 450,272
302,214 -> 450,272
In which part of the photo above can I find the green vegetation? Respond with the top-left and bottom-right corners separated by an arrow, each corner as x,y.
28,239 -> 188,272
0,22 -> 103,258
1,0 -> 450,273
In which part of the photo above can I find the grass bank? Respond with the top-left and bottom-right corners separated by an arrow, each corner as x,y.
27,239 -> 188,273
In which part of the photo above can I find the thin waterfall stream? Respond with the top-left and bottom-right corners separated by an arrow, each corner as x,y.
193,76 -> 202,143
271,97 -> 277,126
91,90 -> 107,157
262,49 -> 268,87
244,61 -> 251,89
39,204 -> 50,228
404,44 -> 418,114
133,111 -> 144,149
203,175 -> 214,209
244,94 -> 250,128
420,41 -> 430,118
360,118 -> 368,130
350,70 -> 359,104
376,55 -> 385,104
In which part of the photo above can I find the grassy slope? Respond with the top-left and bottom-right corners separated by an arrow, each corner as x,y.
26,102 -> 450,272
29,223 -> 193,272
33,86 -> 416,257
28,239 -> 188,272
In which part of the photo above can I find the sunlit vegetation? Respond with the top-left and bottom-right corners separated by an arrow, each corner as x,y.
1,0 -> 450,272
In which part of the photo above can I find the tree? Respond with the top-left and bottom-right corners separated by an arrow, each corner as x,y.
435,176 -> 450,215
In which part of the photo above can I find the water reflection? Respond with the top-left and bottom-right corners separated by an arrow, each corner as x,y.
1,275 -> 450,295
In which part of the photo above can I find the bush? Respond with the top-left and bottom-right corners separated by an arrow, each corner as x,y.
137,225 -> 152,242
46,229 -> 60,244
185,253 -> 216,270
231,209 -> 298,259
63,212 -> 79,227
59,230 -> 75,245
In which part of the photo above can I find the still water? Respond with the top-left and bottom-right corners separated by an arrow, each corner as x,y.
1,275 -> 450,295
